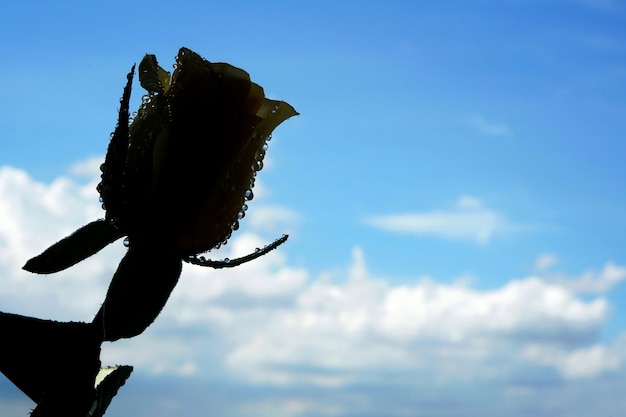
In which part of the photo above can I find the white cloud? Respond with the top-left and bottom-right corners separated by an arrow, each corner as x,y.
521,343 -> 622,378
466,115 -> 512,137
68,155 -> 104,178
0,164 -> 120,321
247,205 -> 301,235
534,253 -> 559,271
543,262 -> 626,294
2,160 -> 626,416
364,195 -> 516,243
219,251 -> 612,385
576,0 -> 619,11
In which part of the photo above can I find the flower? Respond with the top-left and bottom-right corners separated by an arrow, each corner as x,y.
24,47 -> 298,340
101,47 -> 298,254
26,47 -> 297,273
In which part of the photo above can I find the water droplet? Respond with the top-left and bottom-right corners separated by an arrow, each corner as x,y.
256,160 -> 264,170
242,203 -> 248,212
232,221 -> 240,231
262,143 -> 269,151
266,134 -> 273,142
244,190 -> 254,200
98,196 -> 104,203
123,237 -> 130,247
199,256 -> 206,262
101,203 -> 106,210
254,247 -> 261,253
224,258 -> 230,264
237,211 -> 245,220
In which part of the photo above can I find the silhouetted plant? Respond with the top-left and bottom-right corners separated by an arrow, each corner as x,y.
1,47 -> 297,416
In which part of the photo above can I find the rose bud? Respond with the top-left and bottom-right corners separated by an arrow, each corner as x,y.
121,48 -> 297,253
24,47 -> 297,340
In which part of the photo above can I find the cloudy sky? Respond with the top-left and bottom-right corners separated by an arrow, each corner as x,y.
1,1 -> 626,416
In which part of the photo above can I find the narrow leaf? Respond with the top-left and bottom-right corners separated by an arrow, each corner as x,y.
23,220 -> 125,274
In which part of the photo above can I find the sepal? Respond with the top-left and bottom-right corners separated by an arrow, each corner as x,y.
23,220 -> 125,274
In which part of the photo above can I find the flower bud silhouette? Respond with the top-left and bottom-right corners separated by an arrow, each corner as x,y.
101,48 -> 297,253
24,47 -> 297,340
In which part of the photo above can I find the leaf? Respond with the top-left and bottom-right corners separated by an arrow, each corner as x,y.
90,365 -> 133,417
93,242 -> 182,341
23,220 -> 125,274
0,312 -> 101,417
138,54 -> 170,94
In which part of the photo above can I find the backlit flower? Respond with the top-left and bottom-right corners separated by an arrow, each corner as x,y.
24,47 -> 297,340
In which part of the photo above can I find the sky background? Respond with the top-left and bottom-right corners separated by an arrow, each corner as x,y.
1,1 -> 626,416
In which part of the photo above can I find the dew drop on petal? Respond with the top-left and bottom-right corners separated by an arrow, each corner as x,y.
224,258 -> 230,264
123,237 -> 130,247
244,190 -> 254,200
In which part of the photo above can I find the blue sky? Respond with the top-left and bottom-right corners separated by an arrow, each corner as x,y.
1,1 -> 626,416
